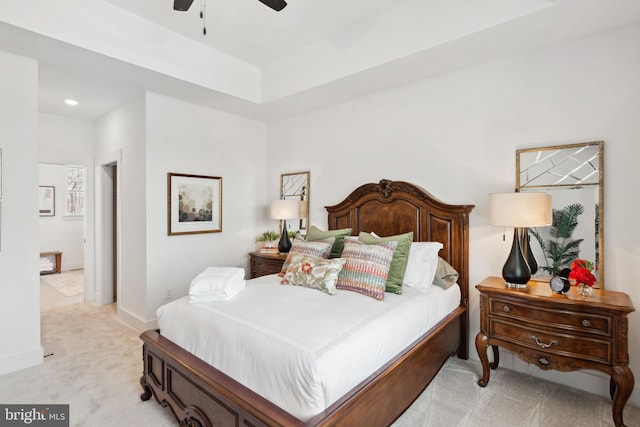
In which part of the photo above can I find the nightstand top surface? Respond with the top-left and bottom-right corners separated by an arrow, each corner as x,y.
477,276 -> 634,313
250,251 -> 288,259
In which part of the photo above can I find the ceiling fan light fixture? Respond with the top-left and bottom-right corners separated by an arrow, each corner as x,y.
173,0 -> 286,13
257,0 -> 287,11
173,0 -> 195,11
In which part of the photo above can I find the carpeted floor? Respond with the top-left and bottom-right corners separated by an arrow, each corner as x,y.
0,302 -> 637,427
40,270 -> 84,310
41,270 -> 85,297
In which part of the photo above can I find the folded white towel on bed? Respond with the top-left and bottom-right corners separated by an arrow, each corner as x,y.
188,267 -> 246,303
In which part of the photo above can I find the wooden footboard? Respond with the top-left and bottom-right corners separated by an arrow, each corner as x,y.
140,306 -> 464,427
140,328 -> 303,427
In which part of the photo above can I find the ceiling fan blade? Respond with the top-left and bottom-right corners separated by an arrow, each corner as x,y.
257,0 -> 287,12
173,0 -> 195,11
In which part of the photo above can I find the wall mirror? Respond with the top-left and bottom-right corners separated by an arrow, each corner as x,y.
280,171 -> 310,236
516,141 -> 604,288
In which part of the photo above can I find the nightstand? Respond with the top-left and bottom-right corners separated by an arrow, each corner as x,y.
475,276 -> 635,427
249,251 -> 288,278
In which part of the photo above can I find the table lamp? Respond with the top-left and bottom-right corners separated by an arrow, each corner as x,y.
270,199 -> 300,253
489,192 -> 552,287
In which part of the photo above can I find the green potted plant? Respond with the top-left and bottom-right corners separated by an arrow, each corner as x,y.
255,230 -> 280,251
531,203 -> 584,275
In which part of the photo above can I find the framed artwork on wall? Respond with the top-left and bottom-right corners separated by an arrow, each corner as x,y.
39,186 -> 55,217
168,173 -> 222,236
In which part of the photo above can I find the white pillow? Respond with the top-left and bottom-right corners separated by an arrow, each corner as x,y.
402,242 -> 443,290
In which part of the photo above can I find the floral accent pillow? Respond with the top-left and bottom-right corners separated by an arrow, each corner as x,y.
280,237 -> 336,274
281,253 -> 346,295
336,237 -> 397,300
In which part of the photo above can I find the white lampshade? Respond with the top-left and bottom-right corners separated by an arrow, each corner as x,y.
489,192 -> 552,227
270,199 -> 300,220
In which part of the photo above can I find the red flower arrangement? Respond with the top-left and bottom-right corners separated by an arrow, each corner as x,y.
569,259 -> 596,288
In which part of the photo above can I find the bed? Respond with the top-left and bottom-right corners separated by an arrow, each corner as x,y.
140,179 -> 474,427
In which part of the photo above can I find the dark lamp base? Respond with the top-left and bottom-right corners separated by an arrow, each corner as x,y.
278,220 -> 292,253
520,228 -> 538,276
501,227 -> 531,287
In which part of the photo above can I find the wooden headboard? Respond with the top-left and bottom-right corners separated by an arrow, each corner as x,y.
326,179 -> 475,317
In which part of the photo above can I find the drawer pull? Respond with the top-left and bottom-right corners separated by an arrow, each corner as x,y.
581,319 -> 591,327
503,306 -> 510,313
531,335 -> 558,349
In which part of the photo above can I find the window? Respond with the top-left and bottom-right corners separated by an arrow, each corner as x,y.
66,165 -> 85,216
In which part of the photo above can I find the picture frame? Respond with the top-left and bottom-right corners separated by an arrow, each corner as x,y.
168,173 -> 222,236
39,185 -> 56,216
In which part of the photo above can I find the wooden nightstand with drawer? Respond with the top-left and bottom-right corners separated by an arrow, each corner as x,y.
249,251 -> 288,278
475,276 -> 635,427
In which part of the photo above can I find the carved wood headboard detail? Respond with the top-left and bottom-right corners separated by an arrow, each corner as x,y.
325,179 -> 475,308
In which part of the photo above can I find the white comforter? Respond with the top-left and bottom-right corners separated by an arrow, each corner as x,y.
157,274 -> 460,421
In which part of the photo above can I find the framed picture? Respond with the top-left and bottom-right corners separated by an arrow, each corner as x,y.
168,173 -> 222,236
39,186 -> 56,216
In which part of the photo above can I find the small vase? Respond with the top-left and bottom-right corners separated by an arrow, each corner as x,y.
579,284 -> 593,297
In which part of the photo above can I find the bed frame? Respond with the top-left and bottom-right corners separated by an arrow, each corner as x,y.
140,179 -> 474,427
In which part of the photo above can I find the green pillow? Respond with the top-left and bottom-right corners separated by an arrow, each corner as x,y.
306,226 -> 352,258
358,231 -> 413,294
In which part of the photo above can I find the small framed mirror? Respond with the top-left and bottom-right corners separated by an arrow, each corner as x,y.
280,171 -> 310,237
516,141 -> 604,288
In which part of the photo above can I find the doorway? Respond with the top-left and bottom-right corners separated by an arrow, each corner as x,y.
95,155 -> 120,307
111,164 -> 118,302
38,162 -> 88,310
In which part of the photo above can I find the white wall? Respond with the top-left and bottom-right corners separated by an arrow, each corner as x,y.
145,93 -> 267,321
94,94 -> 147,328
38,163 -> 84,270
0,51 -> 42,374
94,92 -> 267,328
39,113 -> 94,158
266,23 -> 640,404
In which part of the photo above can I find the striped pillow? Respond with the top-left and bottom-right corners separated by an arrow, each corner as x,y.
336,238 -> 397,300
280,237 -> 335,274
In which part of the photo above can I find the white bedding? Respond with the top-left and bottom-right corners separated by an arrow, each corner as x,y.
157,274 -> 460,421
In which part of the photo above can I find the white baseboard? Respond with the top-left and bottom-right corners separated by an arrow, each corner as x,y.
115,305 -> 158,332
62,262 -> 83,271
0,346 -> 43,376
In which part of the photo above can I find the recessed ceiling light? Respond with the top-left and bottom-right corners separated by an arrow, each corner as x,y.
64,99 -> 79,106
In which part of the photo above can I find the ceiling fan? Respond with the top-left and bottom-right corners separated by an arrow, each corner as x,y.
173,0 -> 287,12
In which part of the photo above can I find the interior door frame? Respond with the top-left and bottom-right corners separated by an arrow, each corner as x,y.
38,153 -> 95,302
95,149 -> 122,307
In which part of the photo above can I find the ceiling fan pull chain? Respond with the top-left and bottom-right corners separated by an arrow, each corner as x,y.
201,0 -> 207,36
